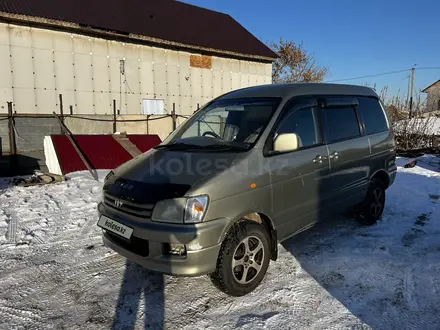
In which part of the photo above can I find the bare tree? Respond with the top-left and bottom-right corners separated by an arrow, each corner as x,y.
268,38 -> 328,83
378,86 -> 439,150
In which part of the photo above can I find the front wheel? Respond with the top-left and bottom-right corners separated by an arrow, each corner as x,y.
358,178 -> 386,225
210,221 -> 270,296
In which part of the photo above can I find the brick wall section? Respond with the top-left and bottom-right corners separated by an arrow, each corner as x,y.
0,119 -> 9,154
65,116 -> 113,135
14,117 -> 60,152
426,87 -> 440,112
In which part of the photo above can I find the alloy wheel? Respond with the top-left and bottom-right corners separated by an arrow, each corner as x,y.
231,236 -> 265,284
370,187 -> 385,217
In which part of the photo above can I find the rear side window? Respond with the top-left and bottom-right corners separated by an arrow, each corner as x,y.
357,97 -> 388,135
321,106 -> 361,143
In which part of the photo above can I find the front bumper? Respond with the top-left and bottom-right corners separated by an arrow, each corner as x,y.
98,202 -> 230,276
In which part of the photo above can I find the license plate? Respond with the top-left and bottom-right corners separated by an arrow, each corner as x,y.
98,215 -> 133,240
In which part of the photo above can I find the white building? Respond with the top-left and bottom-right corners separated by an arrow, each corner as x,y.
0,0 -> 276,117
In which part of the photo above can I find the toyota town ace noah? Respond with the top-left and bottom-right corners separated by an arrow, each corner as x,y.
97,83 -> 396,296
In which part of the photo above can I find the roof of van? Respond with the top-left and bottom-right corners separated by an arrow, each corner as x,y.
219,83 -> 378,100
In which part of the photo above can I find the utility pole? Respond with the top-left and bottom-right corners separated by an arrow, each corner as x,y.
409,66 -> 416,117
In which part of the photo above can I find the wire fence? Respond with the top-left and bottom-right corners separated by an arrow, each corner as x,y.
61,114 -> 171,122
0,98 -> 199,160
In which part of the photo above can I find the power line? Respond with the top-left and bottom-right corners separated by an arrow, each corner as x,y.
326,69 -> 410,83
326,67 -> 440,83
124,78 -> 134,94
414,66 -> 440,71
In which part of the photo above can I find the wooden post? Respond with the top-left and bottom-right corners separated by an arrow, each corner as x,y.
7,102 -> 16,156
59,94 -> 64,119
113,99 -> 117,133
409,67 -> 415,118
197,103 -> 200,136
172,103 -> 177,131
7,102 -> 17,175
59,94 -> 64,134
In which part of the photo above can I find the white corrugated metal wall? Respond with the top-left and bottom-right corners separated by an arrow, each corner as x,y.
0,22 -> 272,115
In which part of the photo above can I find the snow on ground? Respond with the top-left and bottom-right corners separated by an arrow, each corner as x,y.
0,158 -> 440,330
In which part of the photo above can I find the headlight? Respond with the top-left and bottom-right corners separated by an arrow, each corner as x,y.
151,198 -> 186,223
151,195 -> 209,224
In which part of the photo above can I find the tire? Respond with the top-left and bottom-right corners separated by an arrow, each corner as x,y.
358,178 -> 386,225
210,221 -> 271,296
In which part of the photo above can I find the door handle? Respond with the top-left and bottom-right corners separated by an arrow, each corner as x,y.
313,155 -> 324,164
329,151 -> 340,160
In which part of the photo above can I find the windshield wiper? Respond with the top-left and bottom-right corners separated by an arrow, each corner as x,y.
154,143 -> 248,151
154,143 -> 205,150
203,144 -> 249,151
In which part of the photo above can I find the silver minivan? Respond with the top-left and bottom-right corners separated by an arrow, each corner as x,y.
98,83 -> 397,296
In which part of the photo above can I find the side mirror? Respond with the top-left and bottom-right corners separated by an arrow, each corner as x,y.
273,133 -> 300,153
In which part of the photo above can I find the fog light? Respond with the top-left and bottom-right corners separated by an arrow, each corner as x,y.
165,243 -> 186,256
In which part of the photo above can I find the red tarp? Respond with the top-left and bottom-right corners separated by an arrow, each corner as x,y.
51,135 -> 161,174
126,135 -> 162,153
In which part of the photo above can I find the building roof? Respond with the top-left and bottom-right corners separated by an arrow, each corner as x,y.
422,80 -> 440,93
220,83 -> 378,100
0,0 -> 277,61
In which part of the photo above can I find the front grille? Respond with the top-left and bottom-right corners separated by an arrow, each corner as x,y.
107,232 -> 149,257
104,193 -> 154,218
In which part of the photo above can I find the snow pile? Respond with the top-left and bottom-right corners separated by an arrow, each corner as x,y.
0,162 -> 439,329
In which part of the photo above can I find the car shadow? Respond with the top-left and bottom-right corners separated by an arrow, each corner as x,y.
281,170 -> 440,329
112,261 -> 165,330
281,213 -> 390,329
0,177 -> 11,191
415,155 -> 440,172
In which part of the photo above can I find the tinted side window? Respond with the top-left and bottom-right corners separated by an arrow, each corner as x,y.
321,106 -> 361,143
276,108 -> 320,148
357,97 -> 388,135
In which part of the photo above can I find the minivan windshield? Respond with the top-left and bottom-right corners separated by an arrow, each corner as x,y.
159,98 -> 280,151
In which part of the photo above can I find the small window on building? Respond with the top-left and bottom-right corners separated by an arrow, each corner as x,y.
357,97 -> 388,135
142,99 -> 165,115
321,105 -> 361,143
437,99 -> 440,110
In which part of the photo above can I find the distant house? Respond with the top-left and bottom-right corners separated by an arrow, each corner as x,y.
422,80 -> 440,113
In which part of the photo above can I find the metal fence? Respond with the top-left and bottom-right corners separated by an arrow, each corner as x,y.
0,99 -> 193,176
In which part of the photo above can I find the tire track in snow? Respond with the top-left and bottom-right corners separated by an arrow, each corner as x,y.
0,301 -> 45,329
403,268 -> 418,311
0,248 -> 123,329
20,224 -> 45,245
18,253 -> 124,306
6,212 -> 17,244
